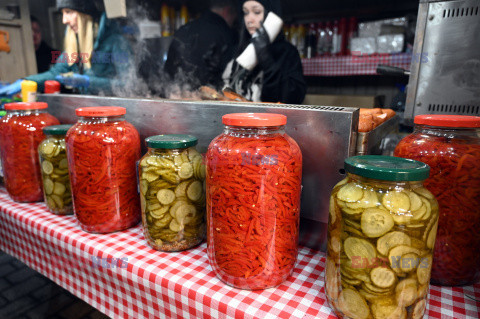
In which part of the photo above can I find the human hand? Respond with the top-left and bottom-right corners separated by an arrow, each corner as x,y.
55,74 -> 90,88
251,25 -> 273,67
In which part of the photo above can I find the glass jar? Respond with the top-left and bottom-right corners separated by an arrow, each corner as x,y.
206,113 -> 302,290
394,114 -> 480,286
0,102 -> 60,202
138,134 -> 206,252
326,155 -> 437,319
66,106 -> 141,233
38,124 -> 73,215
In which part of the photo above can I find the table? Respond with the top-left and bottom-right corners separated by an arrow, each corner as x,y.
302,53 -> 412,76
0,188 -> 478,319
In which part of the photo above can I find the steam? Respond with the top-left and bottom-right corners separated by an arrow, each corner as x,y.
106,5 -> 202,100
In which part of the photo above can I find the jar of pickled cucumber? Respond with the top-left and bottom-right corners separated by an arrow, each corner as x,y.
66,106 -> 141,233
138,134 -> 206,252
394,115 -> 480,286
326,155 -> 438,319
38,124 -> 73,215
0,102 -> 60,202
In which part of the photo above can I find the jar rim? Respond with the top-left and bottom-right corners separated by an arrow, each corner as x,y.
76,106 -> 126,117
222,113 -> 286,127
4,102 -> 47,110
42,124 -> 73,135
414,114 -> 480,128
345,155 -> 430,182
146,134 -> 198,149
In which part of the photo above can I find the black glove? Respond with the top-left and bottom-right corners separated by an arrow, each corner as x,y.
251,26 -> 274,68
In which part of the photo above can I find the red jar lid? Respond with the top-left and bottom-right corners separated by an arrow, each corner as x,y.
76,106 -> 126,117
414,114 -> 480,128
4,102 -> 48,110
222,113 -> 287,126
44,80 -> 61,93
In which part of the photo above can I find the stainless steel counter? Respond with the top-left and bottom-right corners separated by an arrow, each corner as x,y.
39,94 -> 359,250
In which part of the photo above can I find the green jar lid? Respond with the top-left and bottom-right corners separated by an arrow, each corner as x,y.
344,155 -> 430,181
43,124 -> 73,135
146,134 -> 198,149
0,111 -> 6,116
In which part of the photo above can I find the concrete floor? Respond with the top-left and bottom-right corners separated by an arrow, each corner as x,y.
0,250 -> 110,319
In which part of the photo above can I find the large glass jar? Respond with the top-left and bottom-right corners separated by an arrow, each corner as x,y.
38,124 -> 73,215
66,106 -> 141,233
0,102 -> 59,202
394,114 -> 480,286
326,155 -> 437,319
206,113 -> 302,290
138,134 -> 206,252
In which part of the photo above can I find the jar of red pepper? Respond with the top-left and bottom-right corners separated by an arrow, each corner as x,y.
66,106 -> 141,233
394,114 -> 480,286
0,102 -> 59,202
206,113 -> 302,290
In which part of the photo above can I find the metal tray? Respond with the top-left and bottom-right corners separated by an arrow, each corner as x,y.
355,115 -> 399,155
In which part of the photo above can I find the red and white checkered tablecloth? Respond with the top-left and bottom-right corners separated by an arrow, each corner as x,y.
0,187 -> 478,319
302,53 -> 412,76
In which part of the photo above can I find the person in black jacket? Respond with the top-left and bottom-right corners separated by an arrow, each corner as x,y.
31,16 -> 58,73
164,0 -> 238,93
223,0 -> 306,104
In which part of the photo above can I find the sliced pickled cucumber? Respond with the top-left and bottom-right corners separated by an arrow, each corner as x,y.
156,189 -> 176,205
140,193 -> 146,212
382,191 -> 410,214
169,219 -> 184,232
411,204 -> 427,221
407,190 -> 423,211
139,179 -> 148,196
361,208 -> 394,238
169,200 -> 188,219
53,182 -> 66,196
175,181 -> 190,198
178,162 -> 194,179
337,288 -> 370,319
388,245 -> 421,274
370,267 -> 396,288
150,205 -> 170,219
329,196 -> 337,225
142,171 -> 159,182
412,299 -> 427,319
154,213 -> 173,228
363,282 -> 393,294
174,155 -> 184,166
426,219 -> 438,249
163,172 -> 180,184
187,147 -> 201,160
43,178 -> 54,195
41,141 -> 56,156
400,252 -> 419,273
46,196 -> 56,209
417,254 -> 432,285
334,177 -> 348,189
42,160 -> 54,175
395,278 -> 417,307
337,183 -> 364,203
346,188 -> 378,209
377,232 -> 412,256
419,197 -> 432,221
59,158 -> 69,169
344,237 -> 376,261
175,204 -> 196,224
413,187 -> 434,200
50,194 -> 64,209
186,180 -> 202,201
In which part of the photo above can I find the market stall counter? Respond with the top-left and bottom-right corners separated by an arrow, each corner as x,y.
0,188 -> 479,318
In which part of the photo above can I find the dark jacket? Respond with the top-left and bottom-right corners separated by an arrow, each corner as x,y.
35,41 -> 57,73
164,11 -> 238,90
224,34 -> 306,104
26,13 -> 131,95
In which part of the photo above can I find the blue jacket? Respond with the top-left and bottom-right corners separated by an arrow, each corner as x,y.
26,13 -> 131,95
